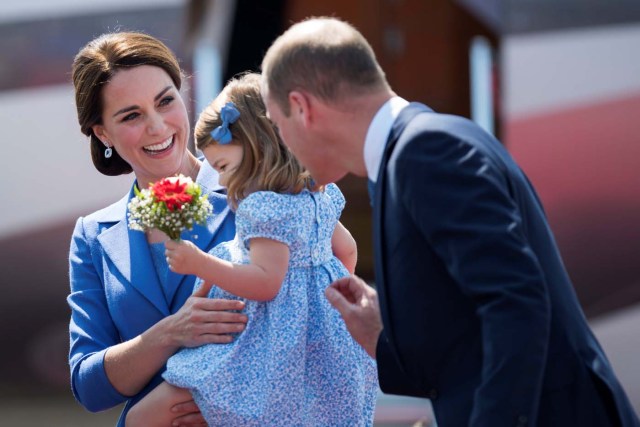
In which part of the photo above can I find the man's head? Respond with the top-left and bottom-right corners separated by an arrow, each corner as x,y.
261,17 -> 391,184
261,17 -> 389,116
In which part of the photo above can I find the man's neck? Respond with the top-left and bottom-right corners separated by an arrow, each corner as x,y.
331,90 -> 395,177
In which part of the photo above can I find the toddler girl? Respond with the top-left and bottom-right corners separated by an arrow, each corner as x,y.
126,72 -> 377,427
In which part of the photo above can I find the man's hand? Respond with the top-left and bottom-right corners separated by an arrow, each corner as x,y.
325,275 -> 382,358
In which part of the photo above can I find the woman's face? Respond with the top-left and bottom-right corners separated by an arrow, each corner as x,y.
92,65 -> 191,187
202,143 -> 244,188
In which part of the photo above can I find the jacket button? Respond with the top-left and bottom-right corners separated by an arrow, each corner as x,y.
516,415 -> 528,426
428,389 -> 438,400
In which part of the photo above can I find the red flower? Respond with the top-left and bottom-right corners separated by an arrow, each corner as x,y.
151,177 -> 193,211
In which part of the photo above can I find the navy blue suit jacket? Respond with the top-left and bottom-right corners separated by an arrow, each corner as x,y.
372,103 -> 639,427
67,162 -> 236,426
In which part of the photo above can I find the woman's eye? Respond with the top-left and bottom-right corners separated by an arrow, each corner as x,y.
122,112 -> 139,122
159,96 -> 174,107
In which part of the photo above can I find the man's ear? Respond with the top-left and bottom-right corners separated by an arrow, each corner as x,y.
288,90 -> 311,127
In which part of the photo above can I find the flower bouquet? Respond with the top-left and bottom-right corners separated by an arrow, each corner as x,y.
127,175 -> 212,240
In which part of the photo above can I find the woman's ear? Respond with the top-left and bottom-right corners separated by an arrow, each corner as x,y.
91,124 -> 109,146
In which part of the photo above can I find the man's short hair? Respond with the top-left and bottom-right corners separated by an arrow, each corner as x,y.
261,17 -> 389,115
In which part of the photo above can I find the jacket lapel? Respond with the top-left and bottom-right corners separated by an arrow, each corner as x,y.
96,163 -> 233,312
97,188 -> 169,316
373,102 -> 433,345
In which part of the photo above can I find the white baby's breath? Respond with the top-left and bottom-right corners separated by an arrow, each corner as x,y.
127,175 -> 213,240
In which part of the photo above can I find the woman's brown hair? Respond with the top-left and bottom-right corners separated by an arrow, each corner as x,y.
71,32 -> 183,176
194,72 -> 312,210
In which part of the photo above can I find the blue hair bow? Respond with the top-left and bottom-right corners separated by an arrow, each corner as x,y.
211,102 -> 240,144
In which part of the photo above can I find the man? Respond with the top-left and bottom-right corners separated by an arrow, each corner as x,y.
261,17 -> 639,427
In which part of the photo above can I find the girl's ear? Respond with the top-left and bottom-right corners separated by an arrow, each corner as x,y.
288,90 -> 311,128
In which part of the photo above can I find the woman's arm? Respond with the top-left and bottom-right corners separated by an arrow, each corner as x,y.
126,382 -> 203,427
104,285 -> 247,397
165,238 -> 289,301
331,221 -> 358,274
69,218 -> 247,406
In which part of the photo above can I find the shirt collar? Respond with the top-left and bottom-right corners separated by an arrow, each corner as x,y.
363,96 -> 410,183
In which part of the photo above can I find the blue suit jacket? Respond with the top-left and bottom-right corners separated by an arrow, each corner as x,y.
372,103 -> 639,427
67,162 -> 235,425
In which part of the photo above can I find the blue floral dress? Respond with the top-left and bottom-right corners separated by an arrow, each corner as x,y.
163,184 -> 378,426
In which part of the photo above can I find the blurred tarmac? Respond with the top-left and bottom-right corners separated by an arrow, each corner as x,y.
4,303 -> 638,427
1,395 -> 120,427
0,391 -> 434,427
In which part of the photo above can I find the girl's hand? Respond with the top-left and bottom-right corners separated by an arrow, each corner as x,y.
161,283 -> 247,348
165,239 -> 203,276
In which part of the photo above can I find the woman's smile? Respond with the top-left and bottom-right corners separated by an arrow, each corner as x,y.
143,135 -> 175,155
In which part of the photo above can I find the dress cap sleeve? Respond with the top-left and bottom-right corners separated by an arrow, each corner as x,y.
236,191 -> 294,248
324,183 -> 345,220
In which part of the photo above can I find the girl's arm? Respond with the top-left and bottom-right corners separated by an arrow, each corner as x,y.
331,221 -> 358,274
126,382 -> 203,427
166,238 -> 289,301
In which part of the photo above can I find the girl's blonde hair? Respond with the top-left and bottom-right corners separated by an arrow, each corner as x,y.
195,72 -> 313,210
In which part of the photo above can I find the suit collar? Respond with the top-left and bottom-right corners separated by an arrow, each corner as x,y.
372,102 -> 433,352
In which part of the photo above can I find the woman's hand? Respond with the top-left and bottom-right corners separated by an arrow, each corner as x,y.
125,382 -> 207,427
160,282 -> 247,348
170,398 -> 207,427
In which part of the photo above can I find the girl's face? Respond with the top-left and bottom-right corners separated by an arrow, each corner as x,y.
202,143 -> 244,188
91,65 -> 191,188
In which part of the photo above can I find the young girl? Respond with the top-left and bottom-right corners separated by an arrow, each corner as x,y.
125,72 -> 378,426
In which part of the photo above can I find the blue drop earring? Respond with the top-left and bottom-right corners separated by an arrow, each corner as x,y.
104,144 -> 113,159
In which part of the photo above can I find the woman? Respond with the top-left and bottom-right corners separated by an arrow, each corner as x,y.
68,31 -> 246,427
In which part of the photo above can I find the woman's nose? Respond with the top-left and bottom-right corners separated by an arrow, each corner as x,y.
146,112 -> 167,135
